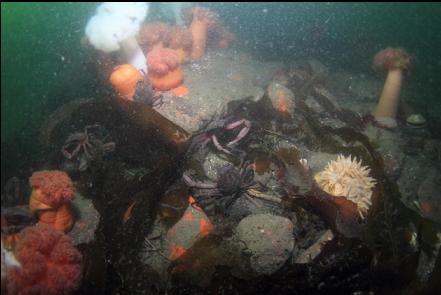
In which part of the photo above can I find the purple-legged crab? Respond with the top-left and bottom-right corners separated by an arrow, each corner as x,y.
183,161 -> 263,215
188,117 -> 251,155
61,124 -> 115,172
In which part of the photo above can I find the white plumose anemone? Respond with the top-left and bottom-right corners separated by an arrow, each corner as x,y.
85,2 -> 149,73
314,155 -> 376,219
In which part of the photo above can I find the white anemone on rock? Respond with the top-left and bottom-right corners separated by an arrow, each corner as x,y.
314,154 -> 376,219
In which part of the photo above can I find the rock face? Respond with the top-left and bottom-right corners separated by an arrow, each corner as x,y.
363,124 -> 404,179
68,192 -> 100,246
225,214 -> 294,278
417,168 -> 441,223
156,49 -> 282,133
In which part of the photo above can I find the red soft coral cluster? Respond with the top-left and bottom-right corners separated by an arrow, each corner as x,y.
147,48 -> 180,75
6,225 -> 82,295
139,22 -> 171,50
147,47 -> 184,91
29,170 -> 75,207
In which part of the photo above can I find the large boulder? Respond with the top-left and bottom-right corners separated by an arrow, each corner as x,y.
223,214 -> 294,278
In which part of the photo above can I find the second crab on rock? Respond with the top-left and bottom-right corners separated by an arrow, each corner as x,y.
61,124 -> 116,173
187,117 -> 251,155
183,161 -> 264,216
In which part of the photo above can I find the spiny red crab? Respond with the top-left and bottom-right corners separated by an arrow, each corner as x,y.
183,161 -> 262,215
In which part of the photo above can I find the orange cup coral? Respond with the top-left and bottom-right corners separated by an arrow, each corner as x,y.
147,47 -> 184,91
6,225 -> 82,295
109,64 -> 143,101
29,170 -> 76,233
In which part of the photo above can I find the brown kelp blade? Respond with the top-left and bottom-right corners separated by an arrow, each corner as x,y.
300,184 -> 363,239
111,97 -> 190,147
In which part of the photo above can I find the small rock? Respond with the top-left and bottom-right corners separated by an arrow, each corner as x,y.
267,82 -> 296,114
406,114 -> 426,128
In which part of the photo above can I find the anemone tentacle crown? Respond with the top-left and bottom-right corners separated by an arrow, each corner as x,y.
314,154 -> 376,219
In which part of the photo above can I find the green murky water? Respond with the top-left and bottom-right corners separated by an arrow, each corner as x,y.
2,3 -> 440,145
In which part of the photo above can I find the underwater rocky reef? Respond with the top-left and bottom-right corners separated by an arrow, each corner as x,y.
2,3 -> 441,295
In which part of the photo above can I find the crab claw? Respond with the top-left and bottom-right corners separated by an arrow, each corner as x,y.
225,119 -> 251,146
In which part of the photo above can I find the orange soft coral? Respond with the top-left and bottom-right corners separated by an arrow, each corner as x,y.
109,64 -> 143,100
187,7 -> 218,60
138,22 -> 171,52
164,26 -> 193,63
147,47 -> 184,91
29,171 -> 76,233
6,225 -> 82,295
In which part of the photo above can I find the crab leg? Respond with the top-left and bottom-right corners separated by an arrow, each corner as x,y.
211,135 -> 232,155
183,173 -> 218,189
61,148 -> 73,160
83,145 -> 93,159
64,143 -> 83,160
225,119 -> 249,130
